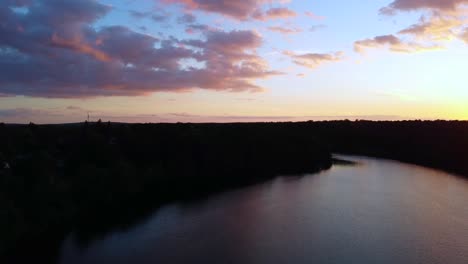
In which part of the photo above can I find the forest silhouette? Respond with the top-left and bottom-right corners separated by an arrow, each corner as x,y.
1,120 -> 468,263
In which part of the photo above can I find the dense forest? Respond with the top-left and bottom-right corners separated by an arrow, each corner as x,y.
310,120 -> 468,177
0,121 -> 331,262
1,120 -> 468,263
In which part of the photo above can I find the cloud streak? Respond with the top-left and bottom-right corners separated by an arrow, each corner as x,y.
162,0 -> 291,20
253,7 -> 296,21
267,26 -> 302,34
304,11 -> 325,20
0,107 -> 405,124
354,34 -> 441,53
380,0 -> 468,15
283,51 -> 344,69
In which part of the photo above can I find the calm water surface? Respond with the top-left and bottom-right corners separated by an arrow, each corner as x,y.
59,156 -> 468,264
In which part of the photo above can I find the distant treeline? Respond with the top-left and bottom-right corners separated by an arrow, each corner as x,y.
0,121 -> 331,261
307,120 -> 468,177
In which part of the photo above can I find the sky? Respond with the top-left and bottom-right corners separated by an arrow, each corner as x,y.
1,0 -> 468,123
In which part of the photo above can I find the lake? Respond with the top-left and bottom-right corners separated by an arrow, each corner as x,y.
58,156 -> 468,264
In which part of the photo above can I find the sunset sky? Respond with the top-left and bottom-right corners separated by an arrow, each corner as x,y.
1,0 -> 468,123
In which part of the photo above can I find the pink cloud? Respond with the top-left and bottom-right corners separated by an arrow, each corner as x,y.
398,15 -> 463,41
253,7 -> 297,21
380,0 -> 468,14
0,0 -> 281,98
163,0 -> 292,20
461,28 -> 468,43
368,1 -> 468,54
283,51 -> 344,69
305,11 -> 325,20
267,26 -> 302,34
354,34 -> 441,53
184,24 -> 215,34
50,34 -> 112,62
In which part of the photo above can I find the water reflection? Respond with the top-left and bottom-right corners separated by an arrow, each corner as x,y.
59,156 -> 468,264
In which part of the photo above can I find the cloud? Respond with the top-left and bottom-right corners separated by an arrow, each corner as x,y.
0,0 -> 281,98
0,108 -> 37,118
128,10 -> 169,22
461,27 -> 468,43
0,107 -> 405,124
185,23 -> 214,34
264,7 -> 296,18
283,51 -> 344,69
267,26 -> 302,34
129,10 -> 149,19
0,107 -> 81,124
66,106 -> 84,111
371,0 -> 468,53
398,15 -> 463,41
397,13 -> 468,45
177,13 -> 197,24
163,0 -> 291,20
151,14 -> 169,22
50,33 -> 112,62
354,34 -> 441,53
181,30 -> 283,91
304,11 -> 325,20
309,24 -> 327,32
185,30 -> 263,58
253,7 -> 296,21
380,0 -> 468,15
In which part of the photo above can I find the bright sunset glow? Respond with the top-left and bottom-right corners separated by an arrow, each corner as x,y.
1,0 -> 467,123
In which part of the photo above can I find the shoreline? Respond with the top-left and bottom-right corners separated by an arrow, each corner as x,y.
2,120 -> 468,261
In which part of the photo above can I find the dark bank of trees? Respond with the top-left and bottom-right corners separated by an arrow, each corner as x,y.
0,121 -> 331,262
2,120 -> 468,263
306,120 -> 468,177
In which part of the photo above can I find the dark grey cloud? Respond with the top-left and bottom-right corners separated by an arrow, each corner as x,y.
177,13 -> 197,24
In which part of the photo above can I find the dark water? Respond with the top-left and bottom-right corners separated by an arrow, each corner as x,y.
59,156 -> 468,264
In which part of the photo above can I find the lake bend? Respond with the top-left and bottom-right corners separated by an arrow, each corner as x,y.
59,155 -> 468,264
